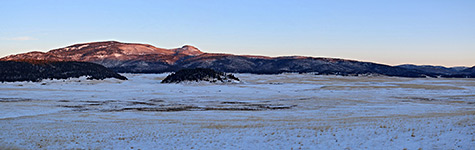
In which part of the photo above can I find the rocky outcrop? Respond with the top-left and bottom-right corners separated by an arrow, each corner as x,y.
1,41 -> 474,78
161,68 -> 240,83
0,60 -> 127,82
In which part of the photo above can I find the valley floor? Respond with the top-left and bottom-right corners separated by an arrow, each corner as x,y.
1,74 -> 474,149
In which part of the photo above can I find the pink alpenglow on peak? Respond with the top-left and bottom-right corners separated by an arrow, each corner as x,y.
173,45 -> 204,56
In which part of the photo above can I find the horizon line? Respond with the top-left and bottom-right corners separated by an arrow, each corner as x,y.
1,40 -> 473,68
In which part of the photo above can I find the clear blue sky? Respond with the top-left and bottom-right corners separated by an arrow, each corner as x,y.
1,0 -> 474,67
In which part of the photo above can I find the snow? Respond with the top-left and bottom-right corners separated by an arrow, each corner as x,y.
0,74 -> 474,149
96,45 -> 108,49
113,53 -> 123,57
77,44 -> 89,49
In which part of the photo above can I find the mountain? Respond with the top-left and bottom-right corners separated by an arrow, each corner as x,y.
0,60 -> 127,82
1,41 -> 203,72
396,64 -> 466,76
1,41 -> 474,78
397,64 -> 474,77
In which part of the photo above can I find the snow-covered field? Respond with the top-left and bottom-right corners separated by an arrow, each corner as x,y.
1,73 -> 474,149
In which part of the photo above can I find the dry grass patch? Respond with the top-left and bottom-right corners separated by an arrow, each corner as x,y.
320,85 -> 397,90
447,101 -> 467,104
442,94 -> 475,98
202,123 -> 266,129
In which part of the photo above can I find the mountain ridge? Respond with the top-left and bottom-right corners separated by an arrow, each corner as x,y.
2,41 -> 474,78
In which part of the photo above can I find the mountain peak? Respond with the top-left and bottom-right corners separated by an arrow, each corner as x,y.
182,45 -> 197,48
174,45 -> 203,56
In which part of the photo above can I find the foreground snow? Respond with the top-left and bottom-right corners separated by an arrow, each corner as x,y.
0,74 -> 474,149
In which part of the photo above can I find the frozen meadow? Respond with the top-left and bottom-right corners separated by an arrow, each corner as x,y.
0,73 -> 474,149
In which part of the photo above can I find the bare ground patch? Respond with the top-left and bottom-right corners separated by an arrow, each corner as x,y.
56,99 -> 297,112
0,98 -> 32,102
393,83 -> 465,90
319,83 -> 464,90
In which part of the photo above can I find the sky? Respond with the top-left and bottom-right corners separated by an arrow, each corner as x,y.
0,0 -> 474,67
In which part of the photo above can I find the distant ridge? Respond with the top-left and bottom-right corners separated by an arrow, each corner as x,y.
1,41 -> 474,78
396,64 -> 471,77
